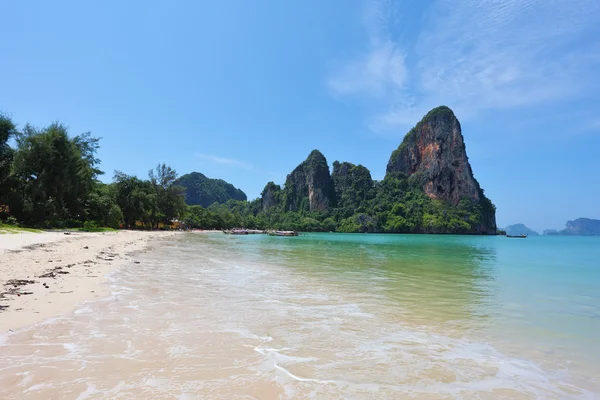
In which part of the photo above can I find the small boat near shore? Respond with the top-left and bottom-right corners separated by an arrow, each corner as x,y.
506,234 -> 528,238
223,229 -> 298,236
222,229 -> 249,235
267,230 -> 298,237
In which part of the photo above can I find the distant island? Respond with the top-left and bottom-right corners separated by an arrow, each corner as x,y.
544,218 -> 600,236
504,224 -> 539,236
543,229 -> 559,235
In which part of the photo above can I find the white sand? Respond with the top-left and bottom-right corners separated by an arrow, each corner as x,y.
0,230 -> 178,332
0,231 -> 73,254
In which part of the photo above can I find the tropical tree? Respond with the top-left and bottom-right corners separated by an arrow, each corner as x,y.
113,171 -> 156,228
0,113 -> 16,207
9,123 -> 101,226
85,182 -> 123,228
183,205 -> 211,228
148,163 -> 186,228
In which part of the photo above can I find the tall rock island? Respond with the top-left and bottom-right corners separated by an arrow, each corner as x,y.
259,106 -> 496,234
282,150 -> 336,212
386,106 -> 496,234
260,182 -> 282,211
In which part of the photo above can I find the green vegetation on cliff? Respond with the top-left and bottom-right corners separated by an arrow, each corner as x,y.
332,161 -> 374,214
384,105 -> 496,233
224,169 -> 494,234
174,172 -> 247,208
243,106 -> 497,234
1,106 -> 497,234
388,106 -> 455,167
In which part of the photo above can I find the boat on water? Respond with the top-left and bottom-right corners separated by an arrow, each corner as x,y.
267,230 -> 298,237
506,234 -> 528,238
222,229 -> 249,235
223,229 -> 298,236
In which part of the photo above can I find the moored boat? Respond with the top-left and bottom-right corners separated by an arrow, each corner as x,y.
223,229 -> 249,235
267,230 -> 298,237
506,234 -> 528,238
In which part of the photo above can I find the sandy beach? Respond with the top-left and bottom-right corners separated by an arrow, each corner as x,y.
0,233 -> 598,398
0,230 -> 178,333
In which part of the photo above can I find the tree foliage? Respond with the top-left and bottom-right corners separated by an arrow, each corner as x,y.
113,172 -> 156,228
174,172 -> 246,207
85,182 -> 123,228
208,171 -> 497,234
0,113 -> 17,206
0,112 -> 188,228
149,163 -> 186,228
8,123 -> 101,226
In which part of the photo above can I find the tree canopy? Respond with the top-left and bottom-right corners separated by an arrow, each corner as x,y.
0,113 -> 187,229
0,113 -> 17,206
8,123 -> 101,226
174,172 -> 246,207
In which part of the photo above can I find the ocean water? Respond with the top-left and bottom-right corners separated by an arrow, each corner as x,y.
1,233 -> 599,399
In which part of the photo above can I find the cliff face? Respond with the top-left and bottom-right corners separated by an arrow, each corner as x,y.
283,150 -> 335,212
250,107 -> 496,234
260,182 -> 281,211
563,218 -> 600,236
386,106 -> 496,234
332,161 -> 374,210
544,218 -> 600,236
386,107 -> 481,203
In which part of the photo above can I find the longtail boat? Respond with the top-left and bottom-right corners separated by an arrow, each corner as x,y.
223,229 -> 249,235
267,230 -> 298,237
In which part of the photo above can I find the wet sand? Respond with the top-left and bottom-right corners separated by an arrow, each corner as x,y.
0,230 -> 179,332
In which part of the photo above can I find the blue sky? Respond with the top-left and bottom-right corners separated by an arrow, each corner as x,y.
1,0 -> 599,232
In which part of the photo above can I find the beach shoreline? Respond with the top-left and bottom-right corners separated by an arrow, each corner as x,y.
0,230 -> 180,333
0,232 -> 598,398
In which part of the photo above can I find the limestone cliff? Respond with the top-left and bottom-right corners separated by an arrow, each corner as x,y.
386,106 -> 496,234
562,218 -> 600,236
283,150 -> 335,212
332,161 -> 374,210
544,219 -> 600,236
260,181 -> 281,211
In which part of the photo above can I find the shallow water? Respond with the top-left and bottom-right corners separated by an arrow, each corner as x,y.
1,233 -> 599,399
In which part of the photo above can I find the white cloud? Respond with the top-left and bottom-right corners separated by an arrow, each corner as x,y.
194,153 -> 252,170
328,0 -> 407,98
328,41 -> 406,98
329,0 -> 600,130
576,118 -> 600,134
415,0 -> 599,110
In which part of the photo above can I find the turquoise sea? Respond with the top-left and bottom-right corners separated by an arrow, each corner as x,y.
1,233 -> 599,398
